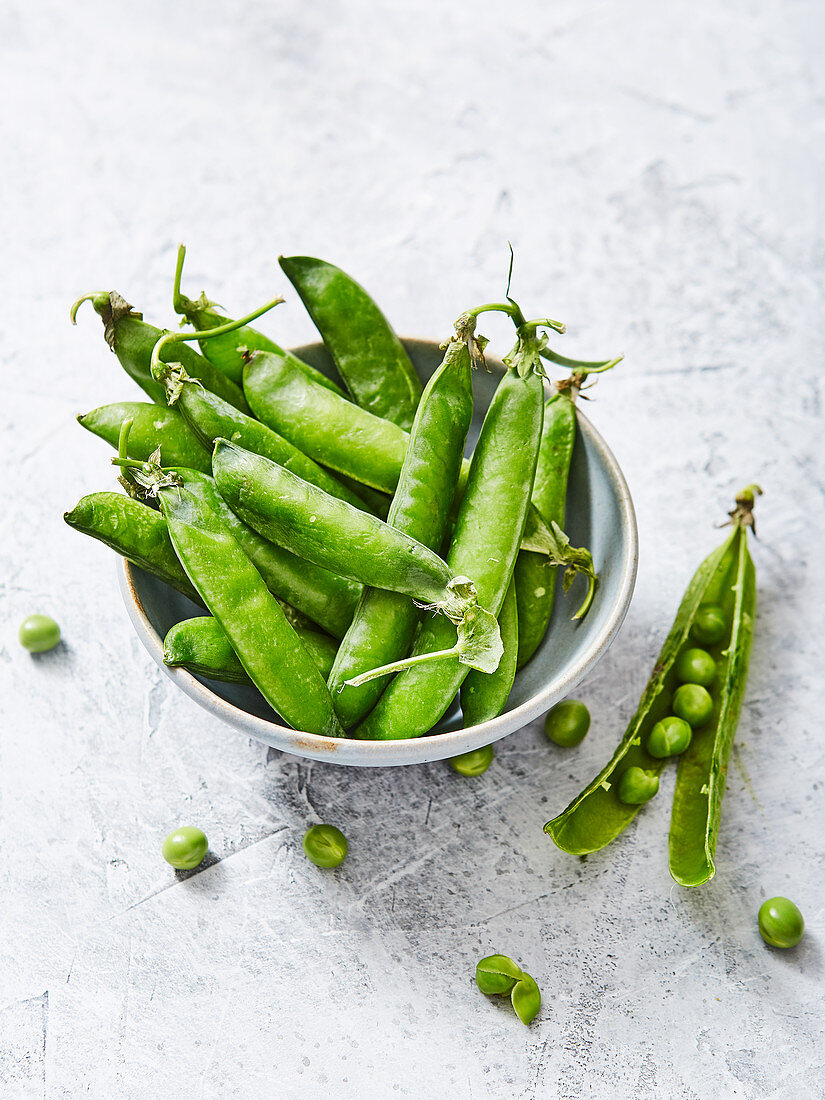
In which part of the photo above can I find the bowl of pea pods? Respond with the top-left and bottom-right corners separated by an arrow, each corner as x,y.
67,249 -> 637,767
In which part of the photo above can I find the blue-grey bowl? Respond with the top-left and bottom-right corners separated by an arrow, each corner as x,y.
120,338 -> 637,767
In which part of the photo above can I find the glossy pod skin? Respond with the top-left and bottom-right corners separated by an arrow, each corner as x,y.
279,254 -> 422,429
461,577 -> 518,726
154,365 -> 367,511
212,440 -> 456,604
514,390 -> 576,668
77,401 -> 211,473
64,491 -> 202,604
327,334 -> 474,728
156,483 -> 344,737
546,489 -> 758,886
356,367 -> 544,740
163,615 -> 337,684
73,292 -> 250,413
172,468 -> 360,639
243,348 -> 409,494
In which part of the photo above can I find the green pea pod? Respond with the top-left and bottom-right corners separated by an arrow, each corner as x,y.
243,348 -> 409,493
152,362 -> 368,511
63,491 -> 201,605
135,475 -> 343,737
163,615 -> 337,683
355,365 -> 544,740
545,488 -> 759,863
70,292 -> 251,414
514,389 -> 576,667
213,440 -> 460,605
327,330 -> 474,728
171,467 -> 361,639
77,401 -> 211,473
461,577 -> 518,726
172,245 -> 346,395
669,507 -> 757,886
279,254 -> 422,429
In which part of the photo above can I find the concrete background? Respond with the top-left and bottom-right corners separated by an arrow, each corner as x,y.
2,1 -> 823,1096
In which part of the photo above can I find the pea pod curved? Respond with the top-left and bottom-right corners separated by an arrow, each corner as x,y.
70,291 -> 250,414
327,330 -> 474,728
78,401 -> 211,473
279,254 -> 421,429
545,487 -> 759,882
461,577 -> 518,726
163,615 -> 337,683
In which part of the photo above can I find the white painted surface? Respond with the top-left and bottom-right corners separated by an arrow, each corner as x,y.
2,1 -> 823,1096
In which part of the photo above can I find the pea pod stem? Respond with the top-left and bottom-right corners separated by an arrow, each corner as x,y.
149,295 -> 285,376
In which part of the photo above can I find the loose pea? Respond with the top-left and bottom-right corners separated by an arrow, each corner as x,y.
672,683 -> 714,727
758,897 -> 805,948
450,744 -> 494,776
544,699 -> 591,747
675,647 -> 716,687
303,824 -> 348,868
617,767 -> 659,805
475,954 -> 524,995
647,716 -> 692,758
18,614 -> 61,653
511,973 -> 542,1025
691,604 -> 727,646
161,825 -> 208,870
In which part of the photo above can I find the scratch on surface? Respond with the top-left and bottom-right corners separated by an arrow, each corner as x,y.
424,798 -> 433,825
469,892 -> 552,927
615,83 -> 715,123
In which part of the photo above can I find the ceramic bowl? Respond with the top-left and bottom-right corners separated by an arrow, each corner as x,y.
120,339 -> 637,766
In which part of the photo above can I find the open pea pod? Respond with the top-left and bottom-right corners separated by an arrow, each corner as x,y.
545,487 -> 759,862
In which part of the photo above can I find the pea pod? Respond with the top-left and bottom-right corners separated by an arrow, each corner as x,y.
172,244 -> 346,395
78,401 -> 211,473
243,348 -> 409,493
279,254 -> 422,428
163,615 -> 337,683
327,328 -> 475,728
545,487 -> 760,877
461,577 -> 518,726
171,467 -> 361,639
70,292 -> 251,414
63,491 -> 201,605
152,361 -> 368,511
116,458 -> 344,737
354,355 -> 544,740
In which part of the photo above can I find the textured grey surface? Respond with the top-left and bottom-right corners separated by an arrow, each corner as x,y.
2,1 -> 824,1096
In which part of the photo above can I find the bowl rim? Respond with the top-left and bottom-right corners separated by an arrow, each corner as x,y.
119,338 -> 637,767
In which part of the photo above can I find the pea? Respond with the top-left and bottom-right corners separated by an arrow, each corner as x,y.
691,604 -> 727,646
672,683 -> 714,727
303,824 -> 348,868
617,767 -> 659,805
161,825 -> 208,870
475,954 -> 524,995
544,699 -> 591,747
449,744 -> 494,776
511,973 -> 541,1026
675,647 -> 716,687
647,716 -> 692,759
18,614 -> 61,653
758,896 -> 805,948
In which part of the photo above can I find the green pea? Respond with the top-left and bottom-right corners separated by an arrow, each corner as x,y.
511,973 -> 541,1025
450,744 -> 494,776
647,716 -> 692,758
617,767 -> 659,805
675,647 -> 716,687
161,825 -> 208,870
18,614 -> 61,653
475,954 -> 524,995
758,896 -> 805,948
691,604 -> 727,646
544,699 -> 591,747
303,824 -> 348,868
672,683 -> 714,727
